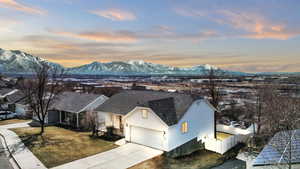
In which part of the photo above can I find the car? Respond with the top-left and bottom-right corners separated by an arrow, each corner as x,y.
0,111 -> 18,120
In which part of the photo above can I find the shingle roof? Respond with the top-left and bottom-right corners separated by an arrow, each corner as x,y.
95,90 -> 195,126
51,92 -> 104,113
6,90 -> 27,104
148,97 -> 178,125
0,88 -> 15,96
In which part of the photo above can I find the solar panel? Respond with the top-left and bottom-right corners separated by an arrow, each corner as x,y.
253,129 -> 300,166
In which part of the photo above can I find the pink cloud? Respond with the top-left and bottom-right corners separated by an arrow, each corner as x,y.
0,0 -> 46,15
89,8 -> 136,21
49,30 -> 137,43
175,8 -> 300,40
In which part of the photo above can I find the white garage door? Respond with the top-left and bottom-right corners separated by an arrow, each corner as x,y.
130,126 -> 164,150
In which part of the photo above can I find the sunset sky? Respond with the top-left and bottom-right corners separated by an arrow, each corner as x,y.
0,0 -> 300,72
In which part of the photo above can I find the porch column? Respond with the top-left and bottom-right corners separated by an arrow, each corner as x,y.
76,113 -> 79,128
59,111 -> 61,123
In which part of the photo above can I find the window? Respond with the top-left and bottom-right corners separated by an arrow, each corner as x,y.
142,109 -> 148,119
181,122 -> 188,133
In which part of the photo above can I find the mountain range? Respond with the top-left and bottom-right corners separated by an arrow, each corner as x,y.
0,48 -> 259,76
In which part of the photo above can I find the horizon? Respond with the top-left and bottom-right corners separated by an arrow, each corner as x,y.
1,0 -> 300,72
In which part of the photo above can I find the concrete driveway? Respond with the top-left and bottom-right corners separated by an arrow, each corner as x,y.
52,143 -> 163,169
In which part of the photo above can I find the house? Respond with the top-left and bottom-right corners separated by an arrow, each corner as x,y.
5,90 -> 29,116
252,129 -> 300,169
95,90 -> 216,151
37,92 -> 108,128
0,88 -> 29,116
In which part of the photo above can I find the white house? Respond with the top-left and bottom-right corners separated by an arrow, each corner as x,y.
95,90 -> 216,151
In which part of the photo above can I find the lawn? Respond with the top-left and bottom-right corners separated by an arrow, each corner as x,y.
11,126 -> 118,168
0,119 -> 30,126
130,149 -> 224,169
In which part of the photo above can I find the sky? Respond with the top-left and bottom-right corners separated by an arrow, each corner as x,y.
0,0 -> 300,72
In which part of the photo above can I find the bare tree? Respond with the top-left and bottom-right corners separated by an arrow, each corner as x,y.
260,97 -> 300,169
247,84 -> 300,169
203,68 -> 223,109
202,68 -> 224,139
18,63 -> 63,135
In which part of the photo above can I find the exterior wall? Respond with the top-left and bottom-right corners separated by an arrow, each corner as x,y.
97,111 -> 124,133
97,112 -> 116,127
217,124 -> 256,135
167,100 -> 215,151
15,104 -> 26,115
124,107 -> 169,151
47,110 -> 59,124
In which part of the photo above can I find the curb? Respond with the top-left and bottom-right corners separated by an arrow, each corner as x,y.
0,133 -> 22,169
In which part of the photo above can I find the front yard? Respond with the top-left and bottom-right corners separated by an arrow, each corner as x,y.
0,119 -> 30,126
11,126 -> 118,168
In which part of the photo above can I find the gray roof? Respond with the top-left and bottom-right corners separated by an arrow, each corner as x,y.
6,90 -> 27,104
51,92 -> 104,113
0,88 -> 15,96
95,90 -> 195,126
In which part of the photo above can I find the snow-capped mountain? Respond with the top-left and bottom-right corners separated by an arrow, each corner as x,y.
0,48 -> 247,75
68,60 -> 246,75
0,48 -> 63,73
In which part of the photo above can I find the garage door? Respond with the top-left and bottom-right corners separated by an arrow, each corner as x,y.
130,126 -> 164,150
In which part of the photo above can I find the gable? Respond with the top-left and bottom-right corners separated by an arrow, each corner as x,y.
124,107 -> 169,130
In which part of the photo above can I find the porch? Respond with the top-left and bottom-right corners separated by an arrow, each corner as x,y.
98,112 -> 125,136
58,111 -> 80,129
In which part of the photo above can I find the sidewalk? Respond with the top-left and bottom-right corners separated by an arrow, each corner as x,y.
0,140 -> 13,169
0,122 -> 47,169
0,122 -> 30,129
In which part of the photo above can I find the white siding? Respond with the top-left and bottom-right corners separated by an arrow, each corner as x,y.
15,104 -> 26,115
124,107 -> 169,151
167,100 -> 215,151
97,112 -> 113,126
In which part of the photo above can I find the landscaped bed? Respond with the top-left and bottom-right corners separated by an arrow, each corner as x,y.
130,149 -> 224,169
11,126 -> 118,168
130,143 -> 245,169
0,119 -> 30,126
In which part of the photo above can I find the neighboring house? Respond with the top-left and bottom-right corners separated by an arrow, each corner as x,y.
0,88 -> 18,98
252,129 -> 300,169
39,92 -> 108,128
95,90 -> 216,151
0,88 -> 29,116
6,90 -> 29,116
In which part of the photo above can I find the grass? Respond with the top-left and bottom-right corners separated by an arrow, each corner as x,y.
130,149 -> 224,169
216,132 -> 233,141
0,119 -> 30,126
11,126 -> 118,168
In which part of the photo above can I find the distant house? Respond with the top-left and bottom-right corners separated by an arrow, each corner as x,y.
0,88 -> 29,116
95,90 -> 216,151
35,92 -> 108,128
6,90 -> 29,116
